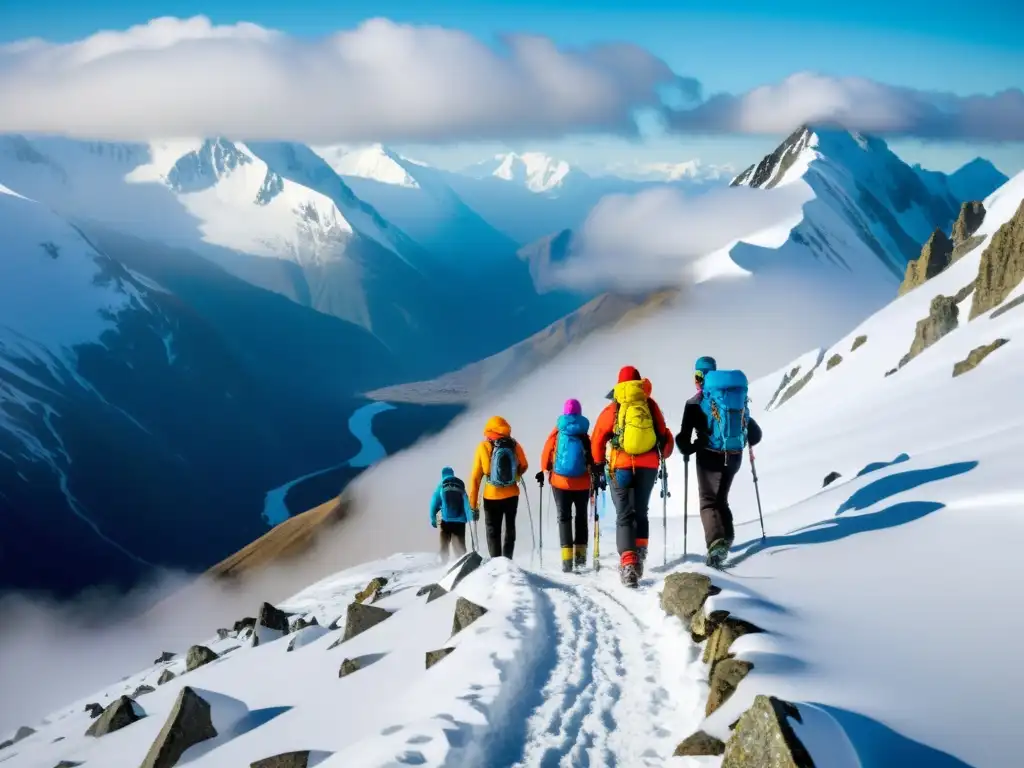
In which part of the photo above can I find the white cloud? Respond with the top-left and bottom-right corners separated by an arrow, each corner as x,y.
548,183 -> 813,292
666,72 -> 1024,142
0,16 -> 677,144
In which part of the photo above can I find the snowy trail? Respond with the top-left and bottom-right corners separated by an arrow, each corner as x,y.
499,552 -> 688,768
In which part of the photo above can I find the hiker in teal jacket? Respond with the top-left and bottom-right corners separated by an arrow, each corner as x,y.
430,466 -> 473,562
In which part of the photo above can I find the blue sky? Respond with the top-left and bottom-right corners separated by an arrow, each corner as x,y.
2,0 -> 1022,174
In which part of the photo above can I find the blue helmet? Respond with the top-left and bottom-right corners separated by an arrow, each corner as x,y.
695,356 -> 717,375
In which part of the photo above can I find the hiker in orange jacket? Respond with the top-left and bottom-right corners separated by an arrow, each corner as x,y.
591,366 -> 673,587
537,398 -> 594,573
469,416 -> 529,559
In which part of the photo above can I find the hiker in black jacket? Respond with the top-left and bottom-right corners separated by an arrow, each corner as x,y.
675,357 -> 762,562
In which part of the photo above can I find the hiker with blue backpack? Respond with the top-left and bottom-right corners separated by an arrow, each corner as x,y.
430,466 -> 475,563
675,356 -> 763,567
537,398 -> 594,573
469,416 -> 530,559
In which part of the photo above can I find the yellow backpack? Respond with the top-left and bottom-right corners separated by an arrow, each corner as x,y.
612,380 -> 657,455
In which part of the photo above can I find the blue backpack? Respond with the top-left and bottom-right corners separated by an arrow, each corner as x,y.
488,437 -> 519,487
553,414 -> 590,477
439,476 -> 468,522
700,370 -> 750,453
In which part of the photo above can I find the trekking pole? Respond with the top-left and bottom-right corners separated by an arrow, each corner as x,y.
683,455 -> 690,562
658,456 -> 670,567
749,446 -> 766,539
538,478 -> 544,567
592,491 -> 601,572
519,479 -> 538,555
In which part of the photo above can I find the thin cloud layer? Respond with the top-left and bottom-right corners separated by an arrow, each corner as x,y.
666,72 -> 1024,142
0,16 -> 678,143
549,183 -> 813,292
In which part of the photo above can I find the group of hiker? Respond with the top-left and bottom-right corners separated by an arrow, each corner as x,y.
428,357 -> 763,587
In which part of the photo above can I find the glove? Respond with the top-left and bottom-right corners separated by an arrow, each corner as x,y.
471,508 -> 480,522
591,462 -> 607,491
431,512 -> 438,529
535,471 -> 545,487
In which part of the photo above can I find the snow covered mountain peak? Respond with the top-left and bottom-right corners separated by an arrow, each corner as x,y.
489,152 -> 574,193
313,144 -> 420,189
626,158 -> 736,183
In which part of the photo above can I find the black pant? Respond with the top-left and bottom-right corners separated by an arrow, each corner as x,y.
608,467 -> 658,555
694,450 -> 743,547
483,496 -> 519,559
439,521 -> 467,562
552,488 -> 589,549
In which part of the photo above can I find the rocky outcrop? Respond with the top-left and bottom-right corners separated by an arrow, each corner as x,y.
339,658 -> 362,678
416,583 -> 448,603
954,281 -> 976,304
132,684 -> 156,699
992,294 -> 1024,319
452,598 -> 488,635
703,617 -> 764,668
901,227 -> 954,296
258,602 -> 290,633
776,370 -> 814,408
953,338 -> 1009,377
85,696 -> 144,737
185,644 -> 219,672
721,696 -> 815,767
54,761 -> 83,767
898,295 -> 959,368
766,365 -> 801,410
444,551 -> 484,591
674,730 -> 726,757
154,651 -> 175,664
354,577 -> 389,604
884,367 -> 897,377
826,354 -> 842,371
971,200 -> 1024,319
291,615 -> 318,632
822,471 -> 841,487
952,201 -> 986,249
140,687 -> 218,768
251,751 -> 311,768
661,572 -> 720,630
0,725 -> 35,750
233,617 -> 257,634
157,669 -> 176,686
898,228 -> 953,296
707,659 -> 754,716
84,703 -> 103,718
340,602 -> 393,643
851,335 -> 867,352
426,648 -> 456,669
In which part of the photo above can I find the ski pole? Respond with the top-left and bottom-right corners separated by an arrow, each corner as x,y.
683,455 -> 690,561
658,456 -> 670,567
749,446 -> 765,539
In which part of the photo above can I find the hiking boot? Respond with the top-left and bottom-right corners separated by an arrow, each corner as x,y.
574,547 -> 587,569
636,546 -> 647,579
705,538 -> 729,567
561,559 -> 574,574
619,563 -> 639,588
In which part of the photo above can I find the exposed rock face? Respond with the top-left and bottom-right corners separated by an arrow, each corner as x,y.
722,696 -> 815,768
233,617 -> 257,634
354,577 -> 389,604
971,200 -> 1024,319
953,338 -> 1009,377
426,647 -> 456,669
259,602 -> 290,632
826,354 -> 842,370
85,696 -> 143,737
54,761 -> 83,767
444,551 -> 484,591
703,617 -> 764,667
691,608 -> 730,642
991,294 -> 1024,319
132,684 -> 156,699
674,730 -> 726,757
822,471 -> 842,488
251,751 -> 311,768
216,628 -> 231,640
416,583 -> 448,603
899,295 -> 959,368
0,725 -> 35,749
452,598 -> 488,635
661,572 -> 720,629
776,370 -> 814,408
339,658 -> 362,678
185,644 -> 219,672
851,335 -> 867,352
157,669 -> 176,686
341,602 -> 394,643
898,228 -> 953,296
765,365 -> 801,410
952,201 -> 986,247
954,281 -> 976,303
291,616 -> 318,632
707,659 -> 753,716
154,651 -> 175,664
140,687 -> 218,768
84,702 -> 104,718
884,367 -> 897,377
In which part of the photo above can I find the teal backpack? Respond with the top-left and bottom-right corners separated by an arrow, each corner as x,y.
700,370 -> 750,453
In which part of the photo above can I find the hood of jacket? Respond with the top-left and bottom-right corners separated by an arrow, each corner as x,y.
556,413 -> 590,436
613,378 -> 652,404
484,416 -> 511,440
440,466 -> 455,479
